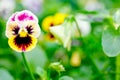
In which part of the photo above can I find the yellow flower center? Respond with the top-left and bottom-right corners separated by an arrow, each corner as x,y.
19,30 -> 27,37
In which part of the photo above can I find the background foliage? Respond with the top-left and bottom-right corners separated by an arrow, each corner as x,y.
0,0 -> 120,80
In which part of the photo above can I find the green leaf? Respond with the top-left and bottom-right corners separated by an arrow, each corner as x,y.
102,26 -> 120,57
36,67 -> 47,80
25,45 -> 48,68
59,76 -> 74,80
0,68 -> 14,80
49,62 -> 65,73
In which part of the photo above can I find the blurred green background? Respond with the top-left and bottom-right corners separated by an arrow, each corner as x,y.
0,0 -> 120,80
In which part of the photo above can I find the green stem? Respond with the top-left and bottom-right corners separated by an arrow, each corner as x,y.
88,55 -> 104,79
21,52 -> 35,80
47,68 -> 51,80
71,15 -> 104,79
116,54 -> 120,80
73,17 -> 81,36
73,15 -> 104,79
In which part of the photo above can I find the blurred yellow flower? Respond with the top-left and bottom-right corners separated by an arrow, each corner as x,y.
44,33 -> 56,41
42,13 -> 68,42
53,13 -> 68,25
42,16 -> 54,32
42,13 -> 67,32
6,10 -> 41,52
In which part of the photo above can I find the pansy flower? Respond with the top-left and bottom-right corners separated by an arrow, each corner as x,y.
6,10 -> 41,52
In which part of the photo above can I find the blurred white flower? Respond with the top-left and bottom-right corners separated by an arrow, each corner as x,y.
75,14 -> 91,37
0,0 -> 15,20
21,0 -> 43,14
50,21 -> 72,50
113,9 -> 120,29
50,14 -> 91,50
84,0 -> 104,12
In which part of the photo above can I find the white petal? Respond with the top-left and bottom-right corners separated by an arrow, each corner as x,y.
75,14 -> 91,36
50,24 -> 72,50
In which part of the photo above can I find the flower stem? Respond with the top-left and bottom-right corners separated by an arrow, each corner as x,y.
21,52 -> 35,80
73,17 -> 81,36
88,55 -> 105,79
47,68 -> 51,80
116,54 -> 120,80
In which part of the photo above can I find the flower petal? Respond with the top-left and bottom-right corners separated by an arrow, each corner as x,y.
42,16 -> 54,32
53,13 -> 68,25
6,22 -> 19,38
75,14 -> 91,36
8,35 -> 37,52
25,21 -> 40,38
6,10 -> 41,38
50,24 -> 72,50
44,33 -> 56,41
15,10 -> 38,22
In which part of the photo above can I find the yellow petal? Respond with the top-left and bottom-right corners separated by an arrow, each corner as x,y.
54,13 -> 68,25
8,35 -> 37,52
42,16 -> 54,32
44,33 -> 56,42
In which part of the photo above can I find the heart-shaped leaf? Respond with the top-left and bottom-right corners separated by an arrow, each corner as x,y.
36,67 -> 47,80
59,76 -> 73,80
102,26 -> 120,57
0,68 -> 14,80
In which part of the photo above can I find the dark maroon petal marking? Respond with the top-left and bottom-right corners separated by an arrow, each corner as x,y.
26,25 -> 33,34
12,26 -> 20,35
50,23 -> 54,26
14,35 -> 32,50
50,33 -> 54,39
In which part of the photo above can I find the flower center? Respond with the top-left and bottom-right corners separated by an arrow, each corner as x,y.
19,30 -> 28,37
14,35 -> 32,51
